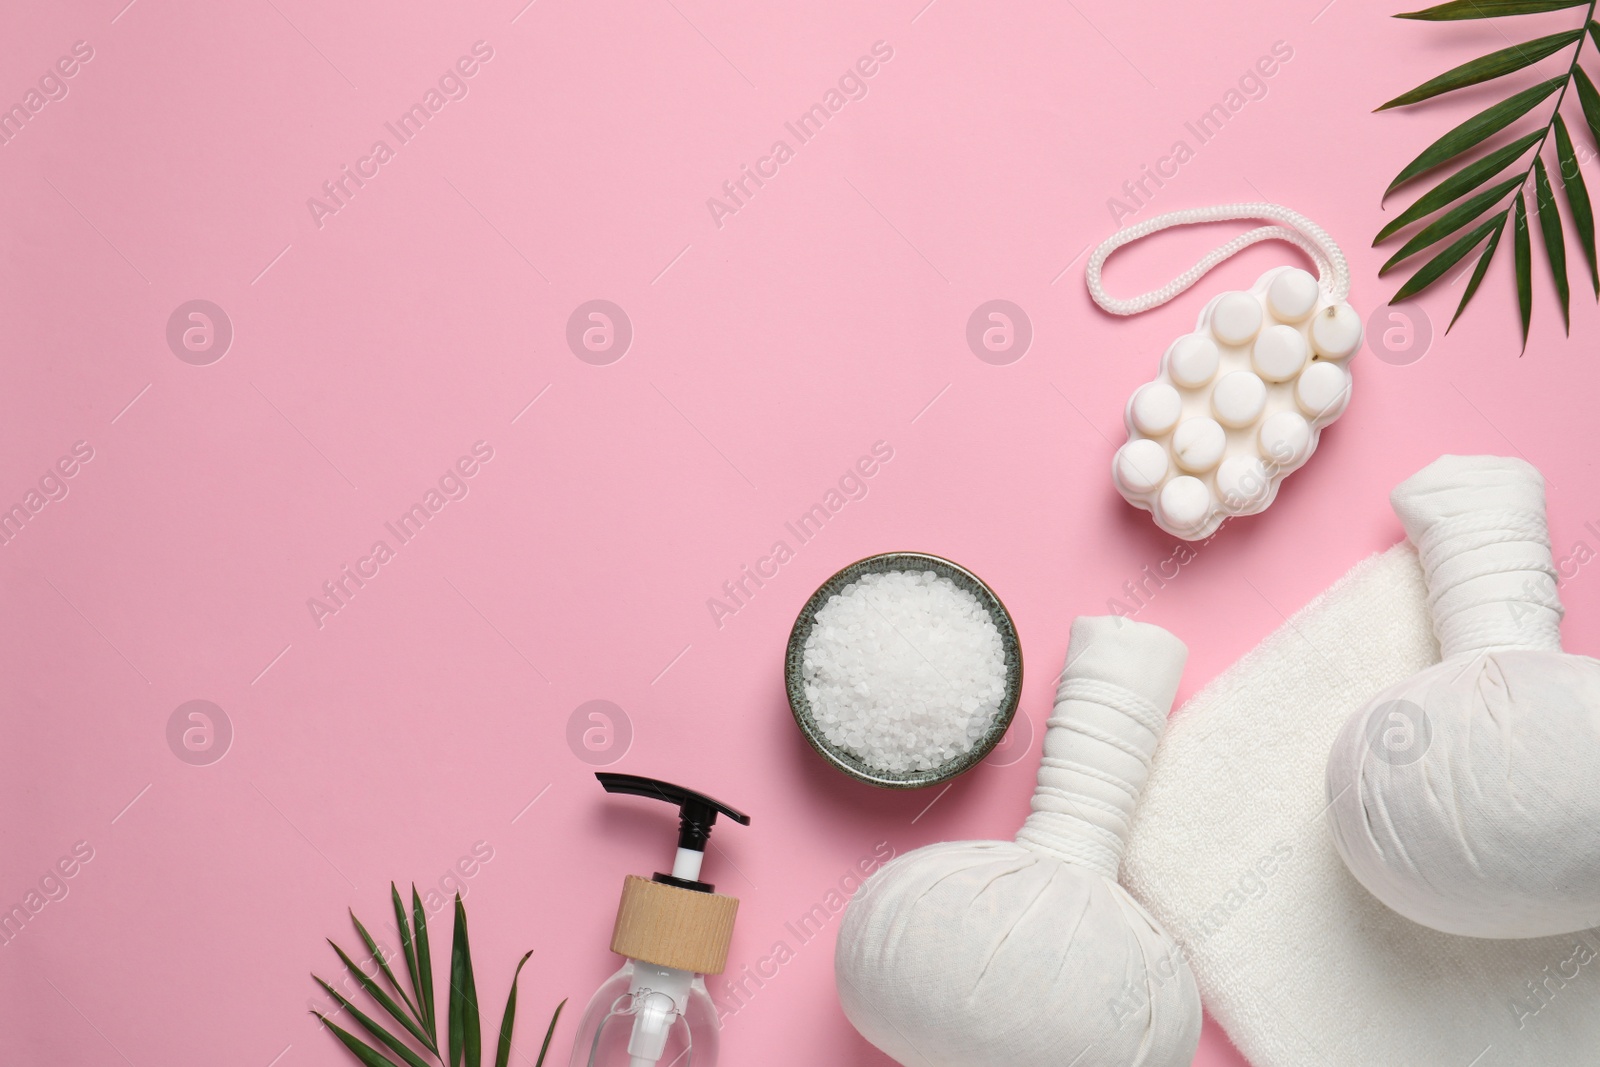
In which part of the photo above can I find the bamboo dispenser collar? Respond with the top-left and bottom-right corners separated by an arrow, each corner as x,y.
610,875 -> 740,975
592,773 -> 751,977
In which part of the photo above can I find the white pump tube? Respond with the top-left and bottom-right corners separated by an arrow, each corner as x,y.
624,961 -> 693,1067
669,848 -> 703,882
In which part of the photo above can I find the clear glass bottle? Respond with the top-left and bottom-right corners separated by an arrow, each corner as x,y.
571,773 -> 750,1067
569,959 -> 720,1067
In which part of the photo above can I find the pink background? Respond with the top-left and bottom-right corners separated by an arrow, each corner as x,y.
4,1 -> 1599,1065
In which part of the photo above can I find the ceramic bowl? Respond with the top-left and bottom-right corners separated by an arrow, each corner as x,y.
784,551 -> 1023,789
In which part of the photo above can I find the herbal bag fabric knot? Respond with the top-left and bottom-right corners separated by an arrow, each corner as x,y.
1085,203 -> 1361,540
834,616 -> 1201,1067
1326,455 -> 1600,939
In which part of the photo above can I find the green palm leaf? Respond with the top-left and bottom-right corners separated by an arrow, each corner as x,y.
315,1012 -> 405,1067
493,952 -> 534,1067
1398,0 -> 1589,18
315,978 -> 434,1067
1386,76 -> 1563,195
1532,156 -> 1571,329
1514,191 -> 1533,348
1376,129 -> 1542,243
1380,176 -> 1522,274
1394,214 -> 1506,301
412,887 -> 437,1038
447,896 -> 481,1067
1377,1 -> 1600,347
319,891 -> 564,1067
352,909 -> 420,1025
1552,114 -> 1599,294
392,885 -> 427,1033
1450,215 -> 1508,329
1378,30 -> 1582,109
1575,67 -> 1600,164
330,940 -> 438,1053
533,999 -> 567,1067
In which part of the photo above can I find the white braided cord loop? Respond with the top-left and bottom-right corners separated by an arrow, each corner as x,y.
1085,202 -> 1351,316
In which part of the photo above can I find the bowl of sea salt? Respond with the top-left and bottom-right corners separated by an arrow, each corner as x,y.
785,552 -> 1023,789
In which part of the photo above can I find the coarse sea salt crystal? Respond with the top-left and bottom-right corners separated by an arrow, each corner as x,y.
801,569 -> 1007,774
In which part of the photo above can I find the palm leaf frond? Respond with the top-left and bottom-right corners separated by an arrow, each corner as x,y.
318,888 -> 563,1067
1514,190 -> 1534,348
1376,0 -> 1600,347
351,909 -> 420,1026
1380,176 -> 1522,274
315,978 -> 434,1067
1577,65 -> 1600,143
1385,77 -> 1563,196
392,884 -> 429,1035
1377,30 -> 1582,110
1394,214 -> 1506,302
1532,156 -> 1572,328
1451,215 -> 1508,328
1398,0 -> 1589,19
447,895 -> 481,1067
412,887 -> 437,1038
1552,114 -> 1599,293
330,939 -> 437,1053
493,951 -> 533,1067
533,999 -> 567,1067
316,1012 -> 405,1067
1375,129 -> 1542,242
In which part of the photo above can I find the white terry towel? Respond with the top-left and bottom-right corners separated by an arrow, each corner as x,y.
1120,544 -> 1600,1067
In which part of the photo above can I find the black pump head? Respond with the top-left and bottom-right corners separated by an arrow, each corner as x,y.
596,773 -> 751,893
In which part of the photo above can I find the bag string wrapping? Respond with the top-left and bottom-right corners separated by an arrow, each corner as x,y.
1393,455 -> 1563,659
1017,617 -> 1187,879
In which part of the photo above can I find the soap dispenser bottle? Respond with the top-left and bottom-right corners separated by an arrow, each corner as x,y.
571,773 -> 751,1067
